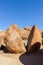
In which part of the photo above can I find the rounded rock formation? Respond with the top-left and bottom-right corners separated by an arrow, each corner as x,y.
4,24 -> 26,53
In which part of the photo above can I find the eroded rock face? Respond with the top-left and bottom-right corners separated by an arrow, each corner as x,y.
19,29 -> 31,47
19,29 -> 30,39
4,24 -> 26,53
0,30 -> 5,47
27,25 -> 42,53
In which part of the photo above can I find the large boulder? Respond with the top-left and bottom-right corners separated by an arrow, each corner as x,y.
0,30 -> 5,47
27,25 -> 42,53
4,24 -> 26,53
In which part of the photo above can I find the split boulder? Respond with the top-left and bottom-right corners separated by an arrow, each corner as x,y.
27,25 -> 42,53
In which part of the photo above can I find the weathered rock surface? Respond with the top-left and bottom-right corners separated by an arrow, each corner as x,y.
19,29 -> 30,39
0,30 -> 5,47
4,24 -> 26,53
27,25 -> 42,53
19,29 -> 31,48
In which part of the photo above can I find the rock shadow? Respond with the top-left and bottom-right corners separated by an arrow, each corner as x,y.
28,42 -> 41,53
19,49 -> 43,65
0,45 -> 11,53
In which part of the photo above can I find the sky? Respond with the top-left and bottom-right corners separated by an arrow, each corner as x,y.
0,0 -> 43,31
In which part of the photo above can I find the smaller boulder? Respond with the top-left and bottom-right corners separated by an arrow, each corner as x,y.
19,29 -> 30,39
24,26 -> 32,31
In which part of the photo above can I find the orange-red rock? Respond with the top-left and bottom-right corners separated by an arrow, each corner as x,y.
27,25 -> 42,53
4,24 -> 26,53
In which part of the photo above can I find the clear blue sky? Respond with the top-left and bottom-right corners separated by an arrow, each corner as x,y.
0,0 -> 43,31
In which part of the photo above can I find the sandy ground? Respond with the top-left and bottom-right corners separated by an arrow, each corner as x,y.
0,49 -> 43,65
0,52 -> 23,65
